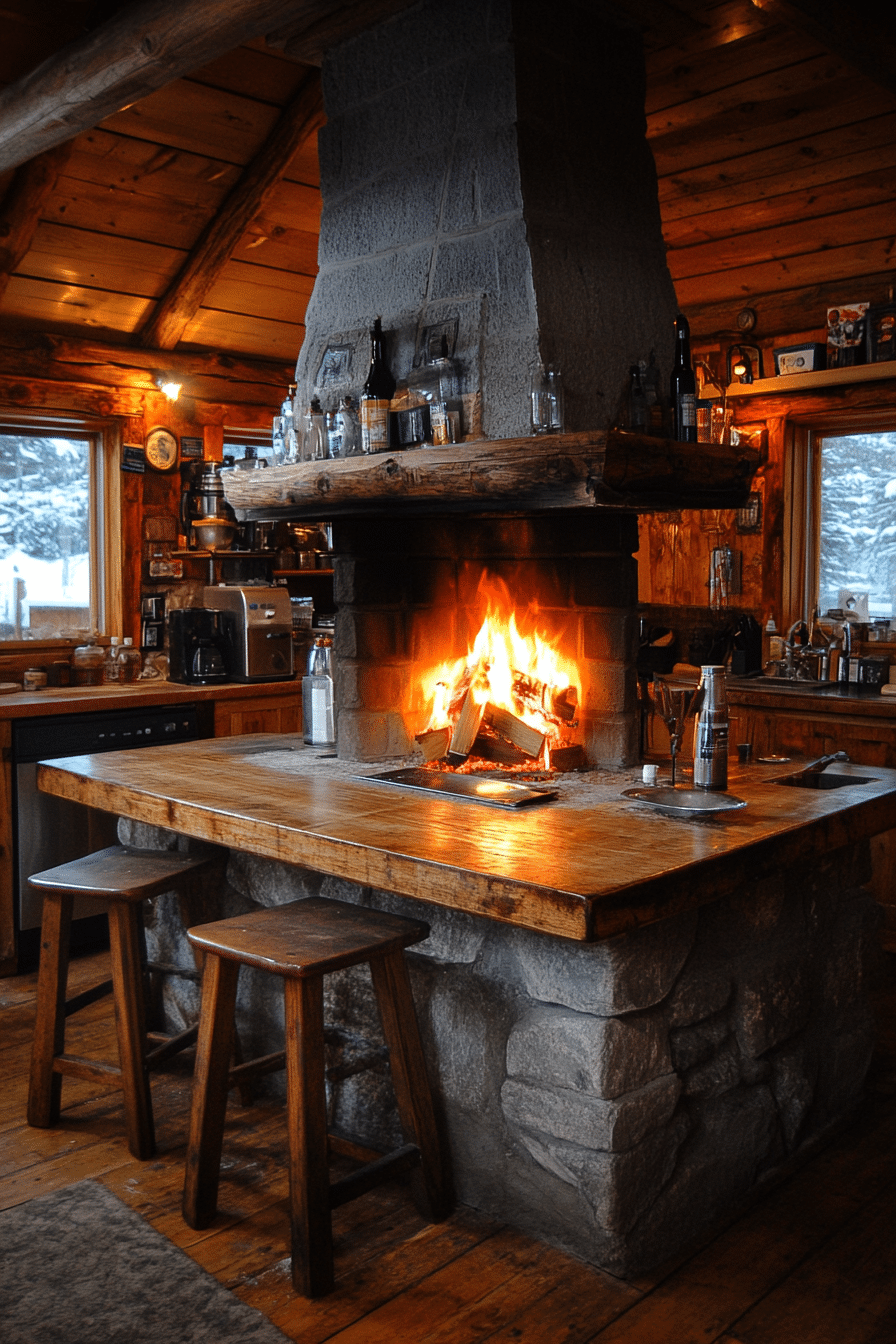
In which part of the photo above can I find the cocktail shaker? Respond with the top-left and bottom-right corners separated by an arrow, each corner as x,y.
693,665 -> 728,790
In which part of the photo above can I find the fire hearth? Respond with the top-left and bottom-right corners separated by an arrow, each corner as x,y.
331,509 -> 640,768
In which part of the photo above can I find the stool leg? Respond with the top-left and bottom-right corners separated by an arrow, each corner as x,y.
370,950 -> 452,1221
183,952 -> 240,1229
285,974 -> 333,1298
107,901 -> 156,1160
27,892 -> 73,1129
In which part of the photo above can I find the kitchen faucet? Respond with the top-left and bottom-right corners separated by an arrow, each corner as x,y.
784,619 -> 809,677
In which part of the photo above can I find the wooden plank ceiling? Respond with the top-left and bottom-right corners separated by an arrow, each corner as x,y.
0,0 -> 893,379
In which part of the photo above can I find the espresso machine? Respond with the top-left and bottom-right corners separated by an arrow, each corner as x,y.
203,585 -> 294,682
167,608 -> 232,684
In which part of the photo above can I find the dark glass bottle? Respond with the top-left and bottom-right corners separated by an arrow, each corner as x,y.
360,317 -> 396,453
670,313 -> 697,442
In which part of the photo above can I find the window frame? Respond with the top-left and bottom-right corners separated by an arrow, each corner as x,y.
0,413 -> 122,648
785,407 -> 896,628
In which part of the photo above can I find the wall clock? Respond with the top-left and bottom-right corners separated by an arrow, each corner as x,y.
145,426 -> 179,472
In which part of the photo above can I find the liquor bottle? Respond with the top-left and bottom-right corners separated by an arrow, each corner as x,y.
627,365 -> 648,433
360,317 -> 396,453
670,313 -> 697,442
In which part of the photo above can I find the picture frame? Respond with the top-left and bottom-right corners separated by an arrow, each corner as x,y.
826,303 -> 869,368
773,343 -> 825,376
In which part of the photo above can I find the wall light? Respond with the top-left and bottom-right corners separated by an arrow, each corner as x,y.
726,345 -> 763,386
156,375 -> 182,401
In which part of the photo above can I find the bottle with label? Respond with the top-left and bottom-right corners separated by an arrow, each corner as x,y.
274,383 -> 298,464
670,313 -> 697,442
360,317 -> 396,454
302,637 -> 335,747
693,665 -> 728,789
627,365 -> 648,432
338,396 -> 363,456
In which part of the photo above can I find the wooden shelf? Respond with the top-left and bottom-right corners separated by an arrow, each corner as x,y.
727,359 -> 896,399
221,428 -> 763,521
273,568 -> 333,576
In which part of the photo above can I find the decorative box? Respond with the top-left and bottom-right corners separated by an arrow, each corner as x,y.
773,343 -> 826,376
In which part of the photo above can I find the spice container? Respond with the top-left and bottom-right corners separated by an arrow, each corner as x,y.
23,667 -> 47,691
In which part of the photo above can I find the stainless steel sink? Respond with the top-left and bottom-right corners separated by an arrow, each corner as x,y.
774,771 -> 877,789
728,677 -> 840,693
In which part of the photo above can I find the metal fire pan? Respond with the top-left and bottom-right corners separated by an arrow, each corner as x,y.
356,767 -> 558,809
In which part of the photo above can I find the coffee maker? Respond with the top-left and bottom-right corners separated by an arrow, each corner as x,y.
203,585 -> 294,682
168,608 -> 232,684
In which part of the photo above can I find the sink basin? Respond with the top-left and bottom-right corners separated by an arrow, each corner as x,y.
774,772 -> 877,789
729,677 -> 840,693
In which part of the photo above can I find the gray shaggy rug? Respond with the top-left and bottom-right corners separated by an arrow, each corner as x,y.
0,1179 -> 290,1343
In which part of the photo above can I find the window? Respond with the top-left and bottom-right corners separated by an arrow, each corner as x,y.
817,430 -> 896,619
0,416 -> 121,643
787,414 -> 896,626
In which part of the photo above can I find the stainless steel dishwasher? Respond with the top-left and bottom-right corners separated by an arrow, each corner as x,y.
13,704 -> 204,963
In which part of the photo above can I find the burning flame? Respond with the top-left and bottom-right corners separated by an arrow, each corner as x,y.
420,576 -> 580,765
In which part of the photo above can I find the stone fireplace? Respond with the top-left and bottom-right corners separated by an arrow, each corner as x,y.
333,509 -> 640,766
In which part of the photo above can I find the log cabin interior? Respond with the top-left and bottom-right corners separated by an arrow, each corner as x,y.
3,1 -> 896,1340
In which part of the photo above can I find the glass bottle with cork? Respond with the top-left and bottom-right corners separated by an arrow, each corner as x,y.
360,317 -> 396,454
670,313 -> 697,442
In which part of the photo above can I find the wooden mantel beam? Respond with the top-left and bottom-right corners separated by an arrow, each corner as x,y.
750,0 -> 896,100
138,69 -> 324,352
0,0 -> 334,175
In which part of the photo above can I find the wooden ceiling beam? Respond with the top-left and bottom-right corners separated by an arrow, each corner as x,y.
0,142 -> 73,301
750,0 -> 896,100
0,0 -> 337,175
137,69 -> 324,352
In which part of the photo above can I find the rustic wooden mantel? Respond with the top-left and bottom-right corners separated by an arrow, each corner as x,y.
222,429 -> 763,521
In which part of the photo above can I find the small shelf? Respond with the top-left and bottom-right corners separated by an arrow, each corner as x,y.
727,359 -> 896,399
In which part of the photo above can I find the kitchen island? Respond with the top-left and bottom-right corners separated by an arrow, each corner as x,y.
37,737 -> 895,1274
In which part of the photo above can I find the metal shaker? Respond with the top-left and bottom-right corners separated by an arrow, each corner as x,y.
692,665 -> 728,790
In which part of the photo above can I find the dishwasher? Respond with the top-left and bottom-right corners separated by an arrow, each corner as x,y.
13,703 -> 204,963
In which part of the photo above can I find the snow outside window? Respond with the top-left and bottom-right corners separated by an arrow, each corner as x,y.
818,431 -> 896,620
0,425 -> 106,642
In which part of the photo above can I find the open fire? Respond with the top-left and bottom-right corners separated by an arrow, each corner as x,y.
414,577 -> 584,773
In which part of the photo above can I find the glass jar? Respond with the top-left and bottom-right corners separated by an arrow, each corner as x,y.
118,637 -> 142,683
72,639 -> 104,686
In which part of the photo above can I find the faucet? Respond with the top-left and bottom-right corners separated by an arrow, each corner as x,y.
799,750 -> 850,776
784,619 -> 809,677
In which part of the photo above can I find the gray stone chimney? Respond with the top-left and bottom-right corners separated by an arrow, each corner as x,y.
294,0 -> 678,438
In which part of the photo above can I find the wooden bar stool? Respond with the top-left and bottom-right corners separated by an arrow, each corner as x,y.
27,844 -> 218,1160
182,895 -> 452,1297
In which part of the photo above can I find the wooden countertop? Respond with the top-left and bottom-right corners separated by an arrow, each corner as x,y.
36,735 -> 896,943
0,677 -> 299,720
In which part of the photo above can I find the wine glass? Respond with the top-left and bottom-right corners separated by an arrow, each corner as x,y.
651,676 -> 700,787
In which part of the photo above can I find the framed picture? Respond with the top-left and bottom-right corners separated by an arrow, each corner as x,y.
736,491 -> 762,534
773,343 -> 825,375
867,304 -> 896,364
826,303 -> 868,368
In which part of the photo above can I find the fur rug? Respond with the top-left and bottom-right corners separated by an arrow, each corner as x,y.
0,1179 -> 290,1343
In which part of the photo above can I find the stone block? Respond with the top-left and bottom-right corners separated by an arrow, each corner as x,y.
582,713 -> 640,769
506,1005 -> 670,1099
682,1041 -> 741,1099
581,610 -> 638,663
511,912 -> 697,1016
492,218 -> 543,330
339,661 -> 409,713
318,152 -> 447,264
665,962 -> 733,1028
733,962 -> 812,1060
336,709 -> 409,760
442,128 -> 523,231
427,971 -> 515,1116
669,1012 -> 729,1072
581,660 -> 634,715
768,1040 -> 814,1150
371,889 -> 486,964
501,1072 -> 680,1152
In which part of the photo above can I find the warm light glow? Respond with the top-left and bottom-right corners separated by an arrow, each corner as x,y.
159,380 -> 182,401
420,574 -> 580,761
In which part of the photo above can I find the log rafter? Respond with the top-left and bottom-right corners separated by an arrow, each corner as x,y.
750,0 -> 896,101
0,0 -> 333,175
137,68 -> 324,352
0,143 -> 73,301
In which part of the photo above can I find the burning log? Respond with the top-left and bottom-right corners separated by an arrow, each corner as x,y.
415,726 -> 452,762
446,688 -> 486,764
550,744 -> 587,772
551,686 -> 578,723
512,672 -> 578,726
470,727 -> 532,766
482,703 -> 545,761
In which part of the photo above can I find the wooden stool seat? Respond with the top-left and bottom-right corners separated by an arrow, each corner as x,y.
27,844 -> 217,1161
183,896 -> 452,1298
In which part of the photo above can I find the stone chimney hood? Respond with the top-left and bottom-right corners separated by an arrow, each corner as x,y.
225,0 -> 760,521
